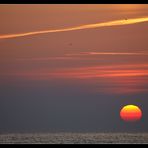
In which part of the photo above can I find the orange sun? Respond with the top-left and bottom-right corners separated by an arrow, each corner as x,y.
120,105 -> 142,122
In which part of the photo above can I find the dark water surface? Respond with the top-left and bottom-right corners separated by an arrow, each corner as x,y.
0,133 -> 148,144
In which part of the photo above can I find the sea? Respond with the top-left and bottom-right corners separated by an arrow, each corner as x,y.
0,133 -> 148,144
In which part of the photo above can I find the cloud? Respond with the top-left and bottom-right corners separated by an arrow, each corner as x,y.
17,51 -> 148,62
3,64 -> 148,94
0,17 -> 148,39
66,52 -> 148,56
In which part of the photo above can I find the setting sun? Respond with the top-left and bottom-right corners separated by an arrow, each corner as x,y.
120,105 -> 142,122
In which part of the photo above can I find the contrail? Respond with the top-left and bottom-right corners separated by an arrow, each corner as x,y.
0,17 -> 148,39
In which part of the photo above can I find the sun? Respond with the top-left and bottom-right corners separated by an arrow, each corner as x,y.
120,105 -> 142,122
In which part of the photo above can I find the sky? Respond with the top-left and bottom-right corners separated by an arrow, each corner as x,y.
0,4 -> 148,133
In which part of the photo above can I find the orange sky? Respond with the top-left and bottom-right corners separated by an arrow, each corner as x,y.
1,4 -> 148,133
0,4 -> 148,95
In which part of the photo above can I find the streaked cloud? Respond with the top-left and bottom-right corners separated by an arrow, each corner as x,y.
0,17 -> 148,39
66,52 -> 148,56
2,64 -> 148,94
17,51 -> 148,62
17,56 -> 81,61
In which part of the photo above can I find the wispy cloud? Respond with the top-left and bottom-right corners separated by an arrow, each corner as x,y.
0,17 -> 148,39
17,56 -> 81,61
4,63 -> 148,77
17,51 -> 148,62
3,64 -> 148,94
66,52 -> 148,56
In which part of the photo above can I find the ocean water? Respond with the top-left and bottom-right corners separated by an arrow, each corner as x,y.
0,133 -> 148,144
